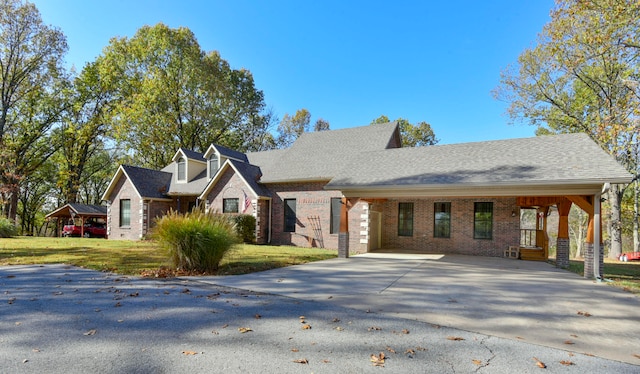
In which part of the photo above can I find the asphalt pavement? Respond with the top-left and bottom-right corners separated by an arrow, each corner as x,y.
1,260 -> 639,373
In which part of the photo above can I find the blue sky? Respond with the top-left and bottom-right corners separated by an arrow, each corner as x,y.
32,0 -> 554,144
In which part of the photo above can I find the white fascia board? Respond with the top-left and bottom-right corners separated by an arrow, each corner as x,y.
337,182 -> 616,199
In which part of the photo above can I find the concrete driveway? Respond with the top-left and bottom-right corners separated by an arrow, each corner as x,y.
195,253 -> 640,365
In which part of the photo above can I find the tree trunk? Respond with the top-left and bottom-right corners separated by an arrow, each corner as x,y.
608,184 -> 624,259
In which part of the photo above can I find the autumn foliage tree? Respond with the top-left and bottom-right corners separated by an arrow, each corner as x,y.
0,0 -> 67,220
95,23 -> 271,169
371,115 -> 438,147
495,0 -> 640,258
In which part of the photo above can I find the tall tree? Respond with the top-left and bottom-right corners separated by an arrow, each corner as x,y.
0,0 -> 67,220
371,115 -> 438,147
54,61 -> 113,203
96,23 -> 270,169
314,118 -> 330,132
276,108 -> 311,148
494,0 -> 640,258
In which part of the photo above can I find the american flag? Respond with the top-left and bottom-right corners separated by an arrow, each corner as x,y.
242,190 -> 251,213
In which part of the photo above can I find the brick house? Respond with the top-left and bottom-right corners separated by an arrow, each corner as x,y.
101,122 -> 631,278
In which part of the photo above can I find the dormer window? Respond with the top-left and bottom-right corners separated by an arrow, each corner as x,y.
177,157 -> 186,181
208,154 -> 219,178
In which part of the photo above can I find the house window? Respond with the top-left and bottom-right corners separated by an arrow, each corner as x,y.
120,199 -> 131,227
223,198 -> 239,213
330,197 -> 342,234
177,157 -> 186,181
284,199 -> 296,232
474,202 -> 493,239
398,202 -> 413,237
208,154 -> 218,177
434,202 -> 451,238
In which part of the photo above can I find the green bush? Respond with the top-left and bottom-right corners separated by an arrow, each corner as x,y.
153,209 -> 239,272
0,217 -> 18,238
233,214 -> 256,243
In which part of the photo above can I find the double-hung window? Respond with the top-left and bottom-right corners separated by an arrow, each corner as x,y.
434,202 -> 451,238
120,199 -> 131,227
223,198 -> 239,213
398,202 -> 414,237
474,202 -> 493,239
284,199 -> 296,232
330,198 -> 342,234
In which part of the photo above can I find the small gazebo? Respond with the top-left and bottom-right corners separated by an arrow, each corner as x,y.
45,203 -> 107,237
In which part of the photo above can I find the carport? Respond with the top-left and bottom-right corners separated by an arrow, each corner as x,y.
326,134 -> 632,279
45,203 -> 107,237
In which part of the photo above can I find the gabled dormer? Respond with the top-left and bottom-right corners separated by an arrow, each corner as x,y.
203,144 -> 250,179
171,148 -> 206,183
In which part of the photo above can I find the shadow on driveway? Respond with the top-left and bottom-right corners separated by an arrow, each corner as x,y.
196,253 -> 640,365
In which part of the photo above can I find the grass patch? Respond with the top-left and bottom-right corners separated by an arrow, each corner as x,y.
560,258 -> 640,294
0,236 -> 337,276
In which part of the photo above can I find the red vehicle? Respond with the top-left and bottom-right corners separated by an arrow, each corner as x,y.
62,218 -> 107,238
618,252 -> 640,262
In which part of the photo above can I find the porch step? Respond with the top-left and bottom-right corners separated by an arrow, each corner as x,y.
519,247 -> 546,261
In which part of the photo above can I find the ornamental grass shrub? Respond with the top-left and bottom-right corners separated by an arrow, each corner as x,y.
153,209 -> 239,272
233,214 -> 256,243
0,217 -> 18,238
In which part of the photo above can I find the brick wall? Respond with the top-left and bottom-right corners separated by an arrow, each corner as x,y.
377,197 -> 519,257
105,176 -> 143,240
203,167 -> 255,214
267,182 -> 365,250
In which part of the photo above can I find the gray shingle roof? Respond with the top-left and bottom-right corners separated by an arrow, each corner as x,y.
213,144 -> 249,162
250,122 -> 400,183
68,203 -> 107,215
167,169 -> 210,196
122,165 -> 172,199
326,133 -> 632,190
178,148 -> 206,162
227,159 -> 271,197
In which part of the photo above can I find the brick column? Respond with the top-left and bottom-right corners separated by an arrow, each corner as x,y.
556,238 -> 570,268
583,242 -> 605,279
338,232 -> 349,258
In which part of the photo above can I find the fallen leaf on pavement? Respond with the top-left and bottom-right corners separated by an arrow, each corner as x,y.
291,348 -> 299,352
533,357 -> 546,368
182,351 -> 198,355
472,359 -> 482,365
238,327 -> 252,333
577,311 -> 592,317
83,329 -> 97,336
370,352 -> 386,367
633,354 -> 640,359
386,346 -> 396,354
446,336 -> 464,341
302,324 -> 312,330
563,340 -> 574,345
293,358 -> 308,364
332,317 -> 340,323
560,360 -> 574,366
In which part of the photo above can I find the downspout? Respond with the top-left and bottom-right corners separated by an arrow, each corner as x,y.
594,192 -> 601,281
594,183 -> 611,282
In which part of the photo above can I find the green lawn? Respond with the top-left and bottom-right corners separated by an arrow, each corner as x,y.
562,258 -> 640,294
0,236 -> 337,276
